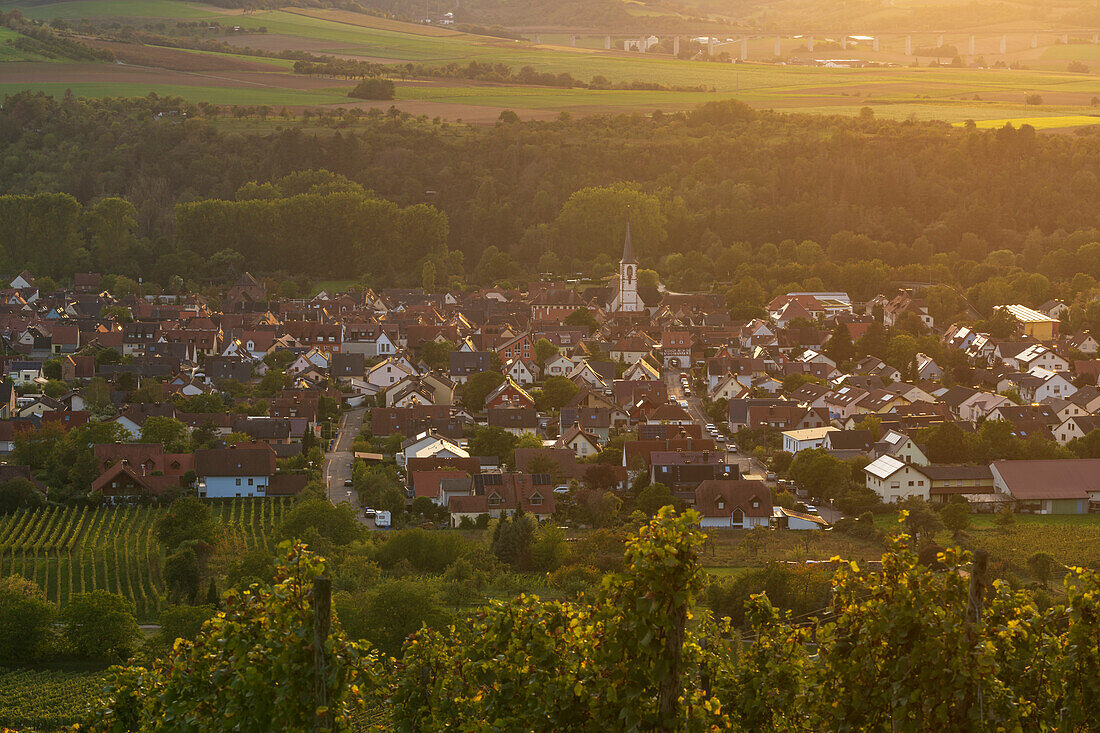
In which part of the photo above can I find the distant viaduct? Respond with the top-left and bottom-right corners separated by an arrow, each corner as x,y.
533,30 -> 1100,60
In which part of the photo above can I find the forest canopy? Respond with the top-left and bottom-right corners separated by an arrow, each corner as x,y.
1,92 -> 1100,324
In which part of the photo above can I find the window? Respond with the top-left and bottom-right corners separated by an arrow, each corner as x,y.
530,494 -> 542,506
717,500 -> 725,510
908,480 -> 914,487
236,478 -> 242,486
248,478 -> 254,486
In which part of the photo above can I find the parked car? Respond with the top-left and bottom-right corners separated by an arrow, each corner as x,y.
344,478 -> 353,487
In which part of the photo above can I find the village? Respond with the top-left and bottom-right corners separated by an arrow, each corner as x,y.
0,226 -> 1097,535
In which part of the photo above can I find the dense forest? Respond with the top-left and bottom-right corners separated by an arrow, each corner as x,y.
2,92 -> 1100,324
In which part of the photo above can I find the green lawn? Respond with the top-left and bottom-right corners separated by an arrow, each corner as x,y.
313,279 -> 358,294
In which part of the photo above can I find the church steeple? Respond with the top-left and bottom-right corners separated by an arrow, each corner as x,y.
616,217 -> 643,313
621,219 -> 637,265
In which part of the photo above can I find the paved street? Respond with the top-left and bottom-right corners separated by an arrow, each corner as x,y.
665,370 -> 709,425
324,407 -> 366,513
665,372 -> 772,481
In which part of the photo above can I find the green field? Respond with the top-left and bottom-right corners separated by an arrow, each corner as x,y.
962,113 -> 1100,128
0,500 -> 288,621
4,0 -> 219,19
871,511 -> 1100,576
0,667 -> 107,731
0,82 -> 352,105
6,0 -> 1100,122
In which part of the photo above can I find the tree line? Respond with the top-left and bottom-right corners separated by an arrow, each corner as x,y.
3,93 -> 1100,316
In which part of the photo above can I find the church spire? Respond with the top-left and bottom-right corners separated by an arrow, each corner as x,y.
621,218 -> 637,265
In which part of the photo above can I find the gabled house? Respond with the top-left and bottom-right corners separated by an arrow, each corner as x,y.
195,444 -> 278,499
505,358 -> 538,385
448,473 -> 555,525
399,431 -> 470,467
874,430 -> 929,466
1010,344 -> 1068,373
1054,415 -> 1100,446
484,377 -> 535,410
543,354 -> 577,379
488,406 -> 538,436
555,423 -> 602,458
864,455 -> 931,502
997,368 -> 1076,404
448,350 -> 493,384
991,459 -> 1100,514
694,480 -> 772,528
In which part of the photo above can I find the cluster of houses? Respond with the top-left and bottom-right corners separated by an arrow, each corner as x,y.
1,232 -> 1098,519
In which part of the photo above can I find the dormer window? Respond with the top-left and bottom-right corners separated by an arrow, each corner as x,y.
488,493 -> 501,506
716,499 -> 725,510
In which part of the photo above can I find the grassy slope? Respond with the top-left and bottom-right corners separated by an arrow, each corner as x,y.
0,26 -> 50,61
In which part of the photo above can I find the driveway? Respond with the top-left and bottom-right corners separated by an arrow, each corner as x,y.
324,407 -> 366,511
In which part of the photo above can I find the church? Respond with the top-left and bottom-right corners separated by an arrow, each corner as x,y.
606,220 -> 645,313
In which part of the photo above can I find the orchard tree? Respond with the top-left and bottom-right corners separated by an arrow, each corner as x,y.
636,482 -> 674,517
156,497 -> 218,550
788,449 -> 850,500
940,500 -> 971,533
140,416 -> 192,453
63,590 -> 139,661
824,321 -> 855,366
536,375 -> 579,411
0,575 -> 54,663
460,371 -> 505,411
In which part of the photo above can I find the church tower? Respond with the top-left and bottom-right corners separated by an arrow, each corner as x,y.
617,219 -> 643,312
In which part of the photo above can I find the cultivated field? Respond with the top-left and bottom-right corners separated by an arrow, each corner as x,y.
3,1 -> 1100,123
0,499 -> 288,621
0,667 -> 106,731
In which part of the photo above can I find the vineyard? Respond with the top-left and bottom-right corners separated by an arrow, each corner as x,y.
0,667 -> 107,730
0,499 -> 288,620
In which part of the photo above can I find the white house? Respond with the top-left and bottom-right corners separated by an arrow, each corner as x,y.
366,358 -> 416,391
506,358 -> 538,385
8,361 -> 42,387
398,431 -> 469,467
694,480 -> 772,529
543,354 -> 576,378
863,455 -> 931,502
1011,344 -> 1068,373
876,430 -> 929,466
781,426 -> 839,455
